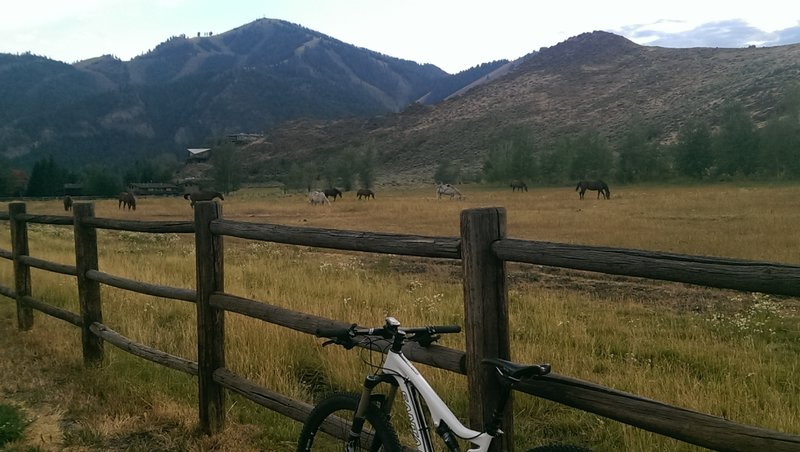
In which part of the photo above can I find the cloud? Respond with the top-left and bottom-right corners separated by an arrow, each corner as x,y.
618,18 -> 800,48
771,24 -> 800,46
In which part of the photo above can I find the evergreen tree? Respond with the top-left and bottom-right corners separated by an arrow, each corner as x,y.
433,161 -> 461,184
482,130 -> 537,183
713,101 -> 758,177
617,120 -> 658,183
82,165 -> 123,196
354,148 -> 376,189
758,115 -> 800,179
210,142 -> 242,194
568,129 -> 613,181
674,119 -> 713,180
25,156 -> 72,197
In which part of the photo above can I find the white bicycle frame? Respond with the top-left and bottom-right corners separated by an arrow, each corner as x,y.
379,347 -> 495,452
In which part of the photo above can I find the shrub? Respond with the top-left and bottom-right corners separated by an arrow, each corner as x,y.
0,404 -> 27,446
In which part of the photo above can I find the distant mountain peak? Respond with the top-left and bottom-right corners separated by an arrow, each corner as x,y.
528,31 -> 641,69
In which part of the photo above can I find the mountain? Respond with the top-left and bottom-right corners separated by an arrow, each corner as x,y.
239,31 -> 800,184
1,19 -> 496,168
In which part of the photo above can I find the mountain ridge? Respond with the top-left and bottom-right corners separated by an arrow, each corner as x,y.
237,31 -> 800,184
1,18 -> 494,168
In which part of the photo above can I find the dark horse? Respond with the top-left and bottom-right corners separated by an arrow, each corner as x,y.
323,188 -> 342,201
118,192 -> 136,210
63,195 -> 73,211
356,188 -> 375,200
576,180 -> 610,199
184,191 -> 224,208
510,180 -> 528,192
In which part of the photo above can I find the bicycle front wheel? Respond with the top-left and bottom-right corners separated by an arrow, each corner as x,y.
297,392 -> 403,452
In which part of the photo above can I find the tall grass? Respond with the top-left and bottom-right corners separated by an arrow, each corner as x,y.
0,183 -> 798,450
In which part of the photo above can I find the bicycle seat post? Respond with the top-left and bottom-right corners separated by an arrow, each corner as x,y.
486,366 -> 515,437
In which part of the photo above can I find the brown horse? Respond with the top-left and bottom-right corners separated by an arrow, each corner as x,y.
63,195 -> 73,211
323,188 -> 343,201
118,192 -> 137,210
184,191 -> 224,208
576,180 -> 610,199
510,180 -> 528,192
356,188 -> 375,200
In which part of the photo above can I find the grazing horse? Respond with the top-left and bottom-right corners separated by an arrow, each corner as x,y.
184,191 -> 224,208
576,180 -> 610,199
309,190 -> 331,205
510,180 -> 528,192
436,183 -> 462,200
323,188 -> 342,201
63,195 -> 73,211
118,192 -> 137,210
356,188 -> 375,200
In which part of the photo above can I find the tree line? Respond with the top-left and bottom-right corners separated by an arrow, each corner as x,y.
481,88 -> 800,185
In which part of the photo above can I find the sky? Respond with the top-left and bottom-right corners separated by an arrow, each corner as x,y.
1,0 -> 799,74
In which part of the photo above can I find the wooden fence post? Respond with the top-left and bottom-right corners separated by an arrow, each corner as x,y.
9,202 -> 33,331
460,207 -> 512,452
73,202 -> 104,366
194,201 -> 226,434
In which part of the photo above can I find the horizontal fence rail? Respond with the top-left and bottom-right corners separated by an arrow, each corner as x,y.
21,295 -> 82,326
19,255 -> 77,276
82,218 -> 194,234
90,322 -> 198,376
13,213 -> 73,226
494,239 -> 800,297
86,270 -> 196,303
212,219 -> 461,259
0,201 -> 798,451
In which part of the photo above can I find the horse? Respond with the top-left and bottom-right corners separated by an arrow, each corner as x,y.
323,188 -> 342,201
309,190 -> 331,205
576,180 -> 610,199
63,195 -> 73,211
118,192 -> 136,210
184,191 -> 224,208
436,183 -> 462,200
510,180 -> 528,192
356,188 -> 375,200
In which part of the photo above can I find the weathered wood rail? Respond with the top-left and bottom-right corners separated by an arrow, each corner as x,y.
0,201 -> 798,451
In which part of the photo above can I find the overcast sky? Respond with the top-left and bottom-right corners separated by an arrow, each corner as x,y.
2,0 -> 799,74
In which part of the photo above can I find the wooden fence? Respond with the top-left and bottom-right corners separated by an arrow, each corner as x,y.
0,200 -> 798,451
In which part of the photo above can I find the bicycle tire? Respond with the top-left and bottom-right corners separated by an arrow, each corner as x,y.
297,392 -> 403,452
526,444 -> 592,451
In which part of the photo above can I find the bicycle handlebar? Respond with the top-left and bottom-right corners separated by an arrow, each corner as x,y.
315,319 -> 461,349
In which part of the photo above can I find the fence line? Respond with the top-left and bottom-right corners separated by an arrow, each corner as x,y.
0,201 -> 798,451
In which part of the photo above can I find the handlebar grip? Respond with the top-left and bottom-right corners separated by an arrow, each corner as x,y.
315,327 -> 353,338
429,325 -> 461,334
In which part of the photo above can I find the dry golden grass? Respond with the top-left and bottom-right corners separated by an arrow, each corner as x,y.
0,182 -> 798,451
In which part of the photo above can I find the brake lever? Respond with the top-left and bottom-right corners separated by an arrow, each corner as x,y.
415,333 -> 441,348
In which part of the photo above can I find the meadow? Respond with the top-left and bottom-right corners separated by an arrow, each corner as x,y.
0,183 -> 798,451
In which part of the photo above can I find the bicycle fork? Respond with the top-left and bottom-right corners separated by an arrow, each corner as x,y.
350,373 -> 399,448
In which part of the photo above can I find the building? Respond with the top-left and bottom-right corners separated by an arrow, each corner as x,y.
187,148 -> 211,163
127,183 -> 182,196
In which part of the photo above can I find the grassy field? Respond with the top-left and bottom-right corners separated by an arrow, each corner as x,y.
0,183 -> 798,451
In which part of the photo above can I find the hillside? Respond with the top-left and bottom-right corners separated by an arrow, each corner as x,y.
1,19 -> 499,169
240,32 -> 800,184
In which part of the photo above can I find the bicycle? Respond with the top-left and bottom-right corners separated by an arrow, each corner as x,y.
296,316 -> 590,451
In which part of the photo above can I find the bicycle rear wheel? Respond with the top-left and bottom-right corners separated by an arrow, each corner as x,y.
297,392 -> 402,452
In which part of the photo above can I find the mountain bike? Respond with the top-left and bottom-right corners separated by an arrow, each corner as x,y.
296,316 -> 590,451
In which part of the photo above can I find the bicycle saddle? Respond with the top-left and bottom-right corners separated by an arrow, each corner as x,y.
482,357 -> 551,380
